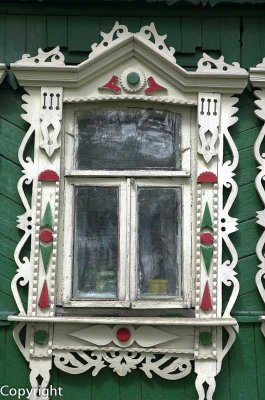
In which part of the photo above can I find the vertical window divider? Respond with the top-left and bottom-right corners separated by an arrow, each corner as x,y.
130,177 -> 137,303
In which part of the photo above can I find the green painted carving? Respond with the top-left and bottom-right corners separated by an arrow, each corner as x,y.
41,201 -> 53,229
201,202 -> 213,231
34,330 -> 49,345
201,245 -> 213,274
199,332 -> 212,346
40,242 -> 53,272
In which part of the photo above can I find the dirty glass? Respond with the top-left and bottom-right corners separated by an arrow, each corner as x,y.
73,186 -> 118,299
138,187 -> 181,298
76,108 -> 181,170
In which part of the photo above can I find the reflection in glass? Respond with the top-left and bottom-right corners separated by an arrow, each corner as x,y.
138,187 -> 181,298
73,186 -> 118,299
76,108 -> 181,170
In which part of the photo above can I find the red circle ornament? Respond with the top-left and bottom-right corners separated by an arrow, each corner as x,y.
39,228 -> 53,243
200,232 -> 214,245
116,327 -> 131,342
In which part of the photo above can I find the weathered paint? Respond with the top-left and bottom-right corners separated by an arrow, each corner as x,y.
0,3 -> 264,399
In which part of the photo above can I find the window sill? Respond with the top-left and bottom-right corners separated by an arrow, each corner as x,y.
8,315 -> 237,326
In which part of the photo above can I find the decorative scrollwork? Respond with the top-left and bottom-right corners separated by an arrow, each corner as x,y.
220,96 -> 240,318
12,92 -> 36,315
54,350 -> 192,380
15,46 -> 65,66
89,21 -> 131,59
89,21 -> 176,63
197,53 -> 245,74
253,89 -> 265,321
135,23 -> 176,62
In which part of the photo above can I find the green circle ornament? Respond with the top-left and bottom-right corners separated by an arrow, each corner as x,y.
199,332 -> 212,346
127,72 -> 140,85
34,330 -> 49,345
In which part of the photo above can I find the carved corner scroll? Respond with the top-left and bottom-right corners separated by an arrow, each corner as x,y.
10,22 -> 247,400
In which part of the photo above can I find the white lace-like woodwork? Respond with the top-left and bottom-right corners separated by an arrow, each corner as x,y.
10,22 -> 247,400
250,66 -> 265,338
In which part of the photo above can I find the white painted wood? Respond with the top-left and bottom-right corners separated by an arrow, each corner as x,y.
250,67 -> 265,343
11,23 -> 248,94
9,315 -> 238,326
66,170 -> 190,177
10,20 -> 247,397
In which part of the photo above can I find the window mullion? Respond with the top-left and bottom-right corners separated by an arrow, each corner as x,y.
117,178 -> 128,303
129,178 -> 137,303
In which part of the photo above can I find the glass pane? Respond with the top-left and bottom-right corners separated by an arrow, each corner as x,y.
76,108 -> 181,170
73,186 -> 118,299
138,187 -> 181,298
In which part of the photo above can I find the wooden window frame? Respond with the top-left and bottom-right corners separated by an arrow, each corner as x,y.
58,102 -> 193,309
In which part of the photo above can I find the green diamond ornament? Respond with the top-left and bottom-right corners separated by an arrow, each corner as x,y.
40,242 -> 53,272
201,245 -> 213,274
41,202 -> 53,229
201,202 -> 213,231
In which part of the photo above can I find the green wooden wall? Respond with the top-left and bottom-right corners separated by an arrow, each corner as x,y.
1,2 -> 265,399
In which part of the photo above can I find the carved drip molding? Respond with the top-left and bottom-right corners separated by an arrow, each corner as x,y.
10,22 -> 247,400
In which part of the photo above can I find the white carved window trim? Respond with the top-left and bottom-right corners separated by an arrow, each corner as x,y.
8,22 -> 247,399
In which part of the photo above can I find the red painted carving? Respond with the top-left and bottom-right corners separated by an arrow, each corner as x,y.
145,77 -> 167,95
116,327 -> 131,342
101,76 -> 121,94
200,232 -> 214,245
200,281 -> 212,311
197,172 -> 218,184
38,280 -> 50,309
39,228 -> 53,243
38,170 -> 59,182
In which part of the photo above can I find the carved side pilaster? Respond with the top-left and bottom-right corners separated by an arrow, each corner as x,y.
195,94 -> 239,399
253,89 -> 265,336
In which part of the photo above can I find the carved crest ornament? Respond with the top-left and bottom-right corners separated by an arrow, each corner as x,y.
9,22 -> 248,399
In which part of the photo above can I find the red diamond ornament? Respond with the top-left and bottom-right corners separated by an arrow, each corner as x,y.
38,280 -> 50,309
200,281 -> 212,311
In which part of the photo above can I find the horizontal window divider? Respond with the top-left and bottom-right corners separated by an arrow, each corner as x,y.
8,315 -> 237,327
65,170 -> 190,178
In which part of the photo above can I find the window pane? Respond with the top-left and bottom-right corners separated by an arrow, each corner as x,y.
76,108 -> 181,170
73,186 -> 118,299
138,187 -> 181,298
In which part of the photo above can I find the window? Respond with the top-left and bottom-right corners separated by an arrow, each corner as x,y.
60,103 -> 193,308
9,22 -> 247,397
